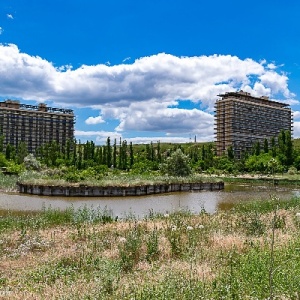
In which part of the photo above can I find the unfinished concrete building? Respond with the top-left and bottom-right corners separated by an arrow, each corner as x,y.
0,100 -> 75,153
214,91 -> 292,158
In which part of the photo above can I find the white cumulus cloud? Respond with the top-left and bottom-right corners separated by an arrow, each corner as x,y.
0,43 -> 297,140
85,115 -> 105,125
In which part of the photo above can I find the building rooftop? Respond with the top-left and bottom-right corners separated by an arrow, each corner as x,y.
0,100 -> 74,115
217,90 -> 289,108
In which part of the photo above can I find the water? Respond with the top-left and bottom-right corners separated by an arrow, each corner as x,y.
0,183 -> 299,218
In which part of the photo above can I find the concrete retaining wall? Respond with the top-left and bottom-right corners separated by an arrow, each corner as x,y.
18,181 -> 224,197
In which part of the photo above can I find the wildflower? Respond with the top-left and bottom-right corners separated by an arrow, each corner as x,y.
171,225 -> 177,231
118,237 -> 127,243
296,212 -> 300,219
197,224 -> 204,229
164,213 -> 170,218
186,226 -> 193,231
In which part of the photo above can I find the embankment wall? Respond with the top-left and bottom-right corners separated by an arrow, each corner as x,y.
18,182 -> 224,197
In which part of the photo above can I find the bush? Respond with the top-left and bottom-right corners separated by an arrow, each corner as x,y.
160,149 -> 191,177
24,154 -> 41,171
6,161 -> 25,175
288,166 -> 297,175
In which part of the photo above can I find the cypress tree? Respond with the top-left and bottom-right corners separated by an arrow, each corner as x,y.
113,138 -> 117,168
106,137 -> 112,167
130,142 -> 134,167
263,138 -> 269,154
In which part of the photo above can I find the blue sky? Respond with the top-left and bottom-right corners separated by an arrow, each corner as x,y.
0,0 -> 300,144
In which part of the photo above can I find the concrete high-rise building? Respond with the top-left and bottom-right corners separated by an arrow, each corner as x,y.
0,100 -> 75,153
214,91 -> 292,158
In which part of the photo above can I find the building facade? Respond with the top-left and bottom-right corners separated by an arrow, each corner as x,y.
214,91 -> 292,158
0,100 -> 75,153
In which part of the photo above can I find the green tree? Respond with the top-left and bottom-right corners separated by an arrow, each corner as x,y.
5,143 -> 16,160
130,142 -> 134,168
263,138 -> 269,154
16,141 -> 28,164
106,137 -> 112,167
118,137 -> 122,169
271,136 -> 276,157
24,153 -> 41,170
227,145 -> 234,160
285,130 -> 293,166
146,144 -> 151,161
160,148 -> 191,176
0,135 -> 4,153
113,138 -> 117,168
157,140 -> 161,163
253,141 -> 261,156
120,140 -> 128,170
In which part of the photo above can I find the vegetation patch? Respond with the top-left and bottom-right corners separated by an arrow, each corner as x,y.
0,196 -> 300,298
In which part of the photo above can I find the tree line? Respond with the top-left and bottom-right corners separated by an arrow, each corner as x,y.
0,130 -> 298,177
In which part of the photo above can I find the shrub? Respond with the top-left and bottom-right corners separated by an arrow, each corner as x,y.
288,166 -> 297,175
160,149 -> 191,177
23,154 -> 41,171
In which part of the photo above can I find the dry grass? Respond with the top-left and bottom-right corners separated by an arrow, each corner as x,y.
1,202 -> 300,299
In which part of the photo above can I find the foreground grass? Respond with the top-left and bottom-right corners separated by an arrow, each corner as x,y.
1,197 -> 300,299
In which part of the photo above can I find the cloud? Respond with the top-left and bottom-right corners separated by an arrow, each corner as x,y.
0,43 -> 297,140
122,57 -> 131,63
106,101 -> 214,136
0,27 -> 3,35
293,111 -> 300,120
75,130 -> 122,144
293,122 -> 300,138
75,130 -> 197,145
7,14 -> 13,19
85,115 -> 105,125
0,44 -> 293,105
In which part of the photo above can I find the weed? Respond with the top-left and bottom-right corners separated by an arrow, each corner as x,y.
118,223 -> 142,272
146,227 -> 160,262
241,212 -> 266,236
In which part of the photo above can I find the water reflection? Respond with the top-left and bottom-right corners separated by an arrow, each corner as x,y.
0,184 -> 299,218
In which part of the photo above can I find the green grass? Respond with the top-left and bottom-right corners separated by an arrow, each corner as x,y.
18,173 -> 220,187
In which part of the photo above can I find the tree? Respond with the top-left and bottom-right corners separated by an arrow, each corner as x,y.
271,137 -> 276,157
113,138 -> 117,168
263,138 -> 269,154
24,153 -> 41,170
16,141 -> 28,164
227,145 -> 234,160
0,135 -> 4,153
5,143 -> 15,160
129,142 -> 134,168
157,141 -> 161,163
253,141 -> 261,156
106,137 -> 112,167
120,140 -> 128,170
285,130 -> 293,166
160,149 -> 191,177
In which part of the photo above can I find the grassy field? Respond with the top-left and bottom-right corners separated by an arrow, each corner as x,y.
1,196 -> 300,299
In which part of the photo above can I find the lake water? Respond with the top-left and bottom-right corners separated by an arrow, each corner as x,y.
0,183 -> 299,218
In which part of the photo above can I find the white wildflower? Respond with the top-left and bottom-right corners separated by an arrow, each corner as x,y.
197,224 -> 204,229
186,226 -> 193,231
164,213 -> 170,218
119,237 -> 127,243
171,225 -> 177,231
296,212 -> 300,219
